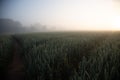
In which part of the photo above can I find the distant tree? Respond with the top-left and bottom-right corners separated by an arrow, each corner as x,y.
30,23 -> 47,32
0,18 -> 25,34
0,18 -> 49,34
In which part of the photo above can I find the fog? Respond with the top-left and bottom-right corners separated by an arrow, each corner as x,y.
0,0 -> 120,33
0,18 -> 51,34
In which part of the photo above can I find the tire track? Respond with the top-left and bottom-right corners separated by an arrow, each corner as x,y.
6,36 -> 25,80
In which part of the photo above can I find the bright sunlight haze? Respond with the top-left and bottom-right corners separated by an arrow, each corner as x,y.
1,0 -> 120,31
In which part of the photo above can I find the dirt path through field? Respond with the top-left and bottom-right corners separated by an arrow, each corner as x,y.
6,36 -> 25,80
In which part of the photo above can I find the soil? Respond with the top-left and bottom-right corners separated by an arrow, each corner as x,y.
6,36 -> 25,80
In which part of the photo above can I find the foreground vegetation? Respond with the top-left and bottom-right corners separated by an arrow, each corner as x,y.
0,36 -> 13,78
0,32 -> 120,80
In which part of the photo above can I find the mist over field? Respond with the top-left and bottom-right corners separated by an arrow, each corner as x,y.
0,18 -> 50,34
0,0 -> 120,34
0,1 -> 120,80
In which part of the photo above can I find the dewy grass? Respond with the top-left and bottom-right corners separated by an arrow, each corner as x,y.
0,32 -> 120,80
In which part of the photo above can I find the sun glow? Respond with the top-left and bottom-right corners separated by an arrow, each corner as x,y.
1,0 -> 120,31
112,1 -> 120,31
48,0 -> 118,31
113,16 -> 120,30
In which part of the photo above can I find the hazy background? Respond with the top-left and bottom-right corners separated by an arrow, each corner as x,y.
0,0 -> 120,33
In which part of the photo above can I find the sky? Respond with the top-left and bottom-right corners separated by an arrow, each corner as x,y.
1,0 -> 120,31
